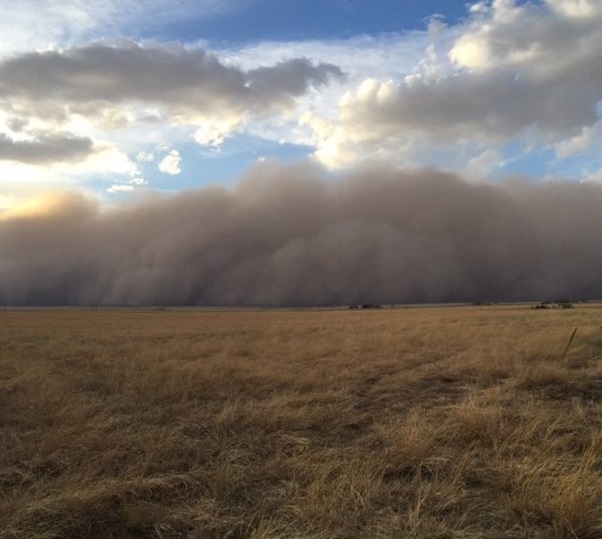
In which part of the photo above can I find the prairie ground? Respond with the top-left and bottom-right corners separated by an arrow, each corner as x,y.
1,305 -> 601,538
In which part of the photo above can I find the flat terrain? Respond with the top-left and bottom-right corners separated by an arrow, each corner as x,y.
1,306 -> 601,538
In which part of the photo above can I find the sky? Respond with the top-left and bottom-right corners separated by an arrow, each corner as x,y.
2,0 -> 602,305
2,0 -> 602,208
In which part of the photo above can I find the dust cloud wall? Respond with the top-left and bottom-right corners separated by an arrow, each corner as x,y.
2,163 -> 601,306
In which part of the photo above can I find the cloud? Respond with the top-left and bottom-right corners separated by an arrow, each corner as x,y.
545,0 -> 602,19
107,176 -> 147,193
193,117 -> 243,147
555,127 -> 594,159
215,31 -> 447,150
217,30 -> 438,85
158,150 -> 182,175
466,149 -> 505,179
304,0 -> 602,167
136,150 -> 155,162
0,40 -> 343,143
0,143 -> 139,209
107,184 -> 135,193
0,37 -> 343,192
0,0 -> 243,57
1,0 -> 600,197
2,161 -> 602,306
0,132 -> 94,164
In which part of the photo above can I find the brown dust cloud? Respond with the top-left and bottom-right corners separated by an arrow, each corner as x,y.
2,162 -> 601,306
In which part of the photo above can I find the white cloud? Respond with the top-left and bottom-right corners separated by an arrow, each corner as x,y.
301,0 -> 602,168
0,142 -> 139,209
107,184 -> 135,193
193,116 -> 244,147
79,145 -> 140,177
448,34 -> 492,70
555,127 -> 594,159
0,0 -> 243,57
158,150 -> 182,175
466,150 -> 504,179
0,143 -> 137,185
582,168 -> 602,183
217,33 -> 431,85
546,0 -> 602,19
136,150 -> 155,162
106,175 -> 147,194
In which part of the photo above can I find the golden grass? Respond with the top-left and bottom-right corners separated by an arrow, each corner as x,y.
1,305 -> 601,538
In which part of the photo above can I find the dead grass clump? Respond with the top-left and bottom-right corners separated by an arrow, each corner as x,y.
375,408 -> 439,479
516,362 -> 572,390
3,475 -> 202,539
447,394 -> 508,448
506,452 -> 602,538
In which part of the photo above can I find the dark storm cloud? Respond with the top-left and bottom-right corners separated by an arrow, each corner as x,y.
1,163 -> 601,306
0,132 -> 94,164
0,40 -> 344,119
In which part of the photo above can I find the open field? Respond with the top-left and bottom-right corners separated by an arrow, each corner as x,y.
1,306 -> 601,538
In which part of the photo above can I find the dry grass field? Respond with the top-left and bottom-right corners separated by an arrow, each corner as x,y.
1,305 -> 601,538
